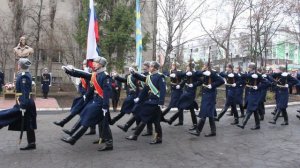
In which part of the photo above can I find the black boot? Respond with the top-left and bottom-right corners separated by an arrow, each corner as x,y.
62,119 -> 81,136
117,116 -> 136,132
297,115 -> 300,120
61,126 -> 88,145
150,137 -> 162,144
20,143 -> 36,150
85,126 -> 96,135
126,123 -> 146,141
110,113 -> 125,125
230,118 -> 239,125
167,110 -> 182,125
239,104 -> 245,118
215,107 -> 228,122
53,114 -> 74,127
189,124 -> 197,131
251,111 -> 260,130
205,118 -> 216,137
98,140 -> 113,151
237,112 -> 251,129
142,123 -> 153,136
189,118 -> 205,136
269,109 -> 281,124
281,109 -> 289,125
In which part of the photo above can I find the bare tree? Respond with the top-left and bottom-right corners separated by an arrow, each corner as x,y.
250,0 -> 284,67
8,0 -> 25,45
46,0 -> 57,71
199,0 -> 247,69
0,23 -> 14,80
158,0 -> 206,70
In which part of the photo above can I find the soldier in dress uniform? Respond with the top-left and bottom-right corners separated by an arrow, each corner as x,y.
116,61 -> 154,136
126,61 -> 166,144
268,66 -> 299,125
0,58 -> 37,150
257,68 -> 272,121
160,62 -> 184,122
53,60 -> 93,134
237,63 -> 262,130
215,63 -> 239,125
111,76 -> 122,112
109,65 -> 141,125
189,64 -> 224,137
61,57 -> 113,151
166,61 -> 200,130
235,66 -> 245,118
41,68 -> 51,99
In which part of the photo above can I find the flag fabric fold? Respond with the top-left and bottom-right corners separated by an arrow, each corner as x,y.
136,0 -> 143,72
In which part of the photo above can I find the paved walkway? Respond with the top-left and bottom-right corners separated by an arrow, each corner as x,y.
0,106 -> 300,168
0,97 -> 60,110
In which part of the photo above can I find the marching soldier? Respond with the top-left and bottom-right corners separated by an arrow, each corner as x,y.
237,63 -> 262,130
61,57 -> 113,151
160,62 -> 184,122
41,68 -> 51,99
117,61 -> 154,136
268,66 -> 299,125
53,60 -> 94,135
215,63 -> 239,125
189,64 -> 224,137
235,66 -> 245,118
126,61 -> 166,144
257,68 -> 272,121
166,62 -> 199,130
0,58 -> 37,150
110,65 -> 141,125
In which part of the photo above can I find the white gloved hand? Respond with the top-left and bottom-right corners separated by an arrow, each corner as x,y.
20,108 -> 26,116
83,95 -> 86,101
262,74 -> 267,78
116,87 -> 119,90
203,71 -> 211,76
129,67 -> 135,73
176,85 -> 180,89
207,84 -> 212,89
188,83 -> 193,88
102,108 -> 108,116
253,86 -> 258,90
251,74 -> 258,79
170,73 -> 176,78
186,71 -> 192,76
158,105 -> 164,111
231,83 -> 236,87
134,98 -> 140,103
285,84 -> 289,88
112,72 -> 118,77
49,85 -> 52,87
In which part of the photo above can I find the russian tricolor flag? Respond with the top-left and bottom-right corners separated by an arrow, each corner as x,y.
86,0 -> 99,68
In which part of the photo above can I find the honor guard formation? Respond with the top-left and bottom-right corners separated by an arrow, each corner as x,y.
1,55 -> 300,152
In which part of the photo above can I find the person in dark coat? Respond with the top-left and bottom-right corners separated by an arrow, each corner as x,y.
166,62 -> 200,130
116,61 -> 154,136
41,68 -> 51,99
109,65 -> 140,125
160,62 -> 184,122
235,66 -> 245,118
111,77 -> 122,112
268,66 -> 299,125
126,61 -> 166,144
0,58 -> 37,150
215,63 -> 239,125
189,64 -> 224,137
61,57 -> 113,151
0,69 -> 4,94
53,60 -> 94,135
237,63 -> 263,130
257,68 -> 272,121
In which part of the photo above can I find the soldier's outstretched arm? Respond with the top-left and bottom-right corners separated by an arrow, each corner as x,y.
115,75 -> 127,83
131,72 -> 147,82
62,66 -> 92,80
